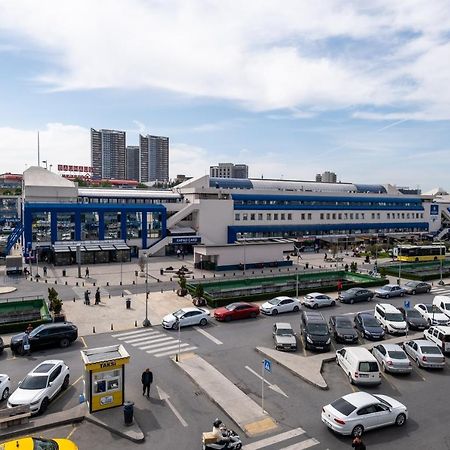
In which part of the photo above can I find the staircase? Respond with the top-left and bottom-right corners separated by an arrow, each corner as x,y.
166,202 -> 199,229
147,236 -> 172,255
435,227 -> 450,241
3,223 -> 23,256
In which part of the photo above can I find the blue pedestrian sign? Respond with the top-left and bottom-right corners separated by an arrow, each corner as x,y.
404,299 -> 410,309
263,359 -> 272,373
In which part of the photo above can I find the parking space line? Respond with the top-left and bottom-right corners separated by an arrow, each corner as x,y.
411,366 -> 426,381
66,424 -> 78,440
80,337 -> 87,348
193,326 -> 223,345
380,372 -> 400,392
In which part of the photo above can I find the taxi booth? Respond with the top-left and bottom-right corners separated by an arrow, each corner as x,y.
81,344 -> 130,413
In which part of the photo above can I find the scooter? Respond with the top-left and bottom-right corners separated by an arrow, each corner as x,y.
202,428 -> 242,450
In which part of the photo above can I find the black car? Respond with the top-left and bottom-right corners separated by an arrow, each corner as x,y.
300,311 -> 331,351
0,336 -> 4,354
338,288 -> 374,304
10,322 -> 78,355
354,312 -> 385,340
402,281 -> 431,295
329,315 -> 358,343
398,307 -> 429,331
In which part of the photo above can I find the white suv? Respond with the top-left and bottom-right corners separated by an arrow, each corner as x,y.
8,360 -> 70,415
374,304 -> 407,335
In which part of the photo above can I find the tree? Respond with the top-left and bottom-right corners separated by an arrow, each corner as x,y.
48,287 -> 63,315
177,275 -> 187,297
193,284 -> 204,300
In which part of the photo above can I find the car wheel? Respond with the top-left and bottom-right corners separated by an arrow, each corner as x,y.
400,292 -> 404,297
351,425 -> 364,437
60,338 -> 70,348
199,318 -> 207,326
39,397 -> 49,414
382,362 -> 387,372
62,375 -> 70,390
313,303 -> 319,309
225,315 -> 232,322
348,373 -> 354,385
1,387 -> 9,400
349,299 -> 354,304
386,294 -> 390,299
172,322 -> 179,330
235,443 -> 242,450
412,290 -> 416,295
272,309 -> 278,315
293,306 -> 299,312
395,413 -> 407,427
331,301 -> 336,307
250,312 -> 257,319
416,358 -> 421,368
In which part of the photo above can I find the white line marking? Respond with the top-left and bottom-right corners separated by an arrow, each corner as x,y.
194,326 -> 223,345
279,438 -> 320,450
244,427 -> 306,450
245,366 -> 288,398
146,343 -> 190,354
123,289 -> 132,295
156,386 -> 188,427
154,346 -> 197,357
138,339 -> 177,350
133,337 -> 174,348
124,332 -> 162,343
342,309 -> 373,316
113,329 -> 151,338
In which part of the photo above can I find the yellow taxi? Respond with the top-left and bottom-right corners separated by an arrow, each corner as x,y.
0,437 -> 78,450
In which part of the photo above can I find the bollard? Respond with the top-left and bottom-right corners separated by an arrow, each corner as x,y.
93,326 -> 96,333
252,271 -> 254,275
55,280 -> 57,284
170,277 -> 172,282
134,320 -> 137,327
233,272 -> 236,276
203,275 -> 205,278
65,281 -> 68,285
106,282 -> 109,286
93,282 -> 96,286
126,298 -> 131,309
73,297 -> 76,302
270,269 -> 272,273
157,279 -> 161,283
173,288 -> 175,292
120,281 -> 122,286
161,289 -> 163,293
82,282 -> 85,287
45,279 -> 47,284
109,294 -> 111,299
287,268 -> 290,272
111,324 -> 114,330
121,292 -> 124,297
76,282 -> 79,286
132,281 -> 135,285
223,273 -> 226,277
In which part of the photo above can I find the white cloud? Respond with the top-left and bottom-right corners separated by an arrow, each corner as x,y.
0,0 -> 449,116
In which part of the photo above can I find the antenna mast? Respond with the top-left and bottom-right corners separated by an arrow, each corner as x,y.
37,131 -> 40,167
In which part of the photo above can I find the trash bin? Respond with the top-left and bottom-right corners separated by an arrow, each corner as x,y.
126,298 -> 131,309
123,401 -> 134,425
62,270 -> 66,277
160,268 -> 164,276
305,263 -> 309,269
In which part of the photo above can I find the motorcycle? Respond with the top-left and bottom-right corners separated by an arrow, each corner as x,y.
202,428 -> 242,450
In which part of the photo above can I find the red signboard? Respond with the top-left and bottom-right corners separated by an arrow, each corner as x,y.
58,164 -> 93,173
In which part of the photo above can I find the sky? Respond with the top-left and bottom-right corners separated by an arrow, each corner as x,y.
0,0 -> 450,191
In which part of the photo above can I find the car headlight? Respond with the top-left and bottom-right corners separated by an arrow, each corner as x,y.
30,399 -> 41,405
306,336 -> 313,344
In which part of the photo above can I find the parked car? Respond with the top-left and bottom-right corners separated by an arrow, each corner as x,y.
0,336 -> 4,354
371,344 -> 412,374
414,303 -> 450,326
336,347 -> 381,385
214,302 -> 260,322
8,360 -> 70,414
321,391 -> 408,437
260,296 -> 300,315
300,311 -> 331,351
328,315 -> 358,344
272,322 -> 297,351
402,280 -> 431,295
398,307 -> 429,331
0,437 -> 78,450
374,304 -> 407,335
338,288 -> 374,304
10,323 -> 78,355
433,296 -> 450,318
423,326 -> 450,353
162,306 -> 210,329
403,339 -> 446,369
0,373 -> 11,401
302,292 -> 336,309
375,284 -> 405,299
354,313 -> 385,340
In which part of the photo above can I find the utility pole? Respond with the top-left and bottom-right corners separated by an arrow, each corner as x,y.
143,253 -> 151,327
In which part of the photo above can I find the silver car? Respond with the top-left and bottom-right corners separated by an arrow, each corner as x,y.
403,339 -> 446,369
371,344 -> 412,374
302,292 -> 336,309
273,322 -> 297,351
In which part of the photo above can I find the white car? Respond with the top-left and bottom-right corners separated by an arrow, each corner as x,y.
8,360 -> 70,414
260,296 -> 300,315
162,306 -> 210,329
414,303 -> 450,326
321,391 -> 408,437
0,374 -> 11,401
302,292 -> 336,309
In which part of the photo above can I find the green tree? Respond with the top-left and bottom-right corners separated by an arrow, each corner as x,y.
48,287 -> 63,315
193,284 -> 204,300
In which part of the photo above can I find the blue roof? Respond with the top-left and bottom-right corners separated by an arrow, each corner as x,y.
209,178 -> 253,189
354,184 -> 387,194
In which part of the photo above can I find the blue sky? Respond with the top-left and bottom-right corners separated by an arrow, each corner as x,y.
0,0 -> 450,190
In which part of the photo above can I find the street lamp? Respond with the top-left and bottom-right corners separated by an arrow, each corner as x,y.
439,242 -> 445,286
142,252 -> 151,327
243,234 -> 247,273
175,316 -> 181,362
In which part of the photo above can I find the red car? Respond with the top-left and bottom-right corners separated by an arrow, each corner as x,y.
214,302 -> 260,322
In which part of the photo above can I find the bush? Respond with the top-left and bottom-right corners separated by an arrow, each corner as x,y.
48,287 -> 63,315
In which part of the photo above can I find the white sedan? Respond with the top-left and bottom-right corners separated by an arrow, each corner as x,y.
321,391 -> 408,437
302,292 -> 336,309
8,360 -> 70,414
414,303 -> 450,326
162,307 -> 210,330
260,296 -> 301,315
0,374 -> 11,401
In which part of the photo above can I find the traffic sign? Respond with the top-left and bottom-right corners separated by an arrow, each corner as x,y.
263,359 -> 272,373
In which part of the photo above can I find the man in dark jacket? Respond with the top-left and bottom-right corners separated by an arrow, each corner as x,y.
352,436 -> 366,450
141,368 -> 153,397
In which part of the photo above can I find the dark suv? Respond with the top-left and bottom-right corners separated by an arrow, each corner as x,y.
300,311 -> 331,351
10,322 -> 78,354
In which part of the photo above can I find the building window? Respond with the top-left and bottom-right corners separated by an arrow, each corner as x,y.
258,213 -> 263,220
338,213 -> 342,220
332,213 -> 336,220
344,213 -> 348,220
387,213 -> 390,219
274,213 -> 279,220
235,213 -> 240,221
326,213 -> 330,220
301,213 -> 305,220
350,213 -> 354,220
243,213 -> 248,220
377,213 -> 380,219
281,213 -> 285,220
307,213 -> 312,220
401,213 -> 405,219
287,213 -> 292,220
406,213 -> 410,219
371,213 -> 375,219
267,213 -> 272,220
250,213 -> 255,220
355,213 -> 359,220
361,213 -> 365,219
320,213 -> 324,220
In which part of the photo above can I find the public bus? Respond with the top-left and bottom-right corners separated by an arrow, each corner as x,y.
393,244 -> 446,262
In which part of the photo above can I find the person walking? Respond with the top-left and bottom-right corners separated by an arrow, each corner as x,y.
141,368 -> 153,397
43,266 -> 48,277
84,290 -> 91,305
352,435 -> 366,450
95,288 -> 101,305
85,267 -> 90,278
176,249 -> 181,259
337,280 -> 343,295
22,330 -> 31,356
26,323 -> 33,334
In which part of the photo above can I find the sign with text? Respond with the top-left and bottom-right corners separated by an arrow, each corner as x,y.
58,164 -> 93,173
430,204 -> 439,216
172,236 -> 201,245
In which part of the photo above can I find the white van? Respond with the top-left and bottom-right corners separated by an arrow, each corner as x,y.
433,296 -> 450,319
374,303 -> 407,335
336,347 -> 381,385
424,326 -> 450,353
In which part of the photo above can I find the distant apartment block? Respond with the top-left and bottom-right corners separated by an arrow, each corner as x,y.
125,146 -> 140,182
210,163 -> 249,179
316,171 -> 337,183
139,135 -> 169,182
91,129 -> 126,180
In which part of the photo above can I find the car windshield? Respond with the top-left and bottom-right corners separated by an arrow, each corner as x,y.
443,303 -> 450,310
363,317 -> 380,327
173,309 -> 184,317
421,346 -> 442,355
388,351 -> 407,359
425,305 -> 441,313
385,313 -> 404,322
20,375 -> 48,390
405,281 -> 417,287
308,324 -> 328,335
373,395 -> 392,407
331,398 -> 356,416
335,319 -> 352,329
359,361 -> 379,372
29,325 -> 45,338
406,310 -> 421,319
225,304 -> 238,311
276,328 -> 293,336
268,298 -> 282,305
33,438 -> 58,450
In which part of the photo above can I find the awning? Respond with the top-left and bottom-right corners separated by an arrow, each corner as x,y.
99,245 -> 116,251
114,244 -> 130,250
169,226 -> 196,235
53,246 -> 70,253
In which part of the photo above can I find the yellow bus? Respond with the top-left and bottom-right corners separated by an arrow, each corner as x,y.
394,244 -> 446,262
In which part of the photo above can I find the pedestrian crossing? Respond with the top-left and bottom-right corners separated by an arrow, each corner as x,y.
111,328 -> 197,358
244,426 -> 321,450
431,286 -> 450,296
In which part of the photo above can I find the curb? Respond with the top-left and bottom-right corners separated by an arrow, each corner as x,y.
85,413 -> 145,443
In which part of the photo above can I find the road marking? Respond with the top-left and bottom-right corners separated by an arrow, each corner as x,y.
279,438 -> 320,449
125,332 -> 162,343
193,326 -> 223,345
123,289 -> 132,295
342,309 -> 373,316
156,385 -> 188,427
139,339 -> 177,351
80,337 -> 87,348
146,343 -> 190,354
113,329 -> 151,338
244,427 -> 306,450
134,337 -> 174,348
245,366 -> 289,398
411,366 -> 426,381
154,346 -> 197,357
71,375 -> 83,387
66,424 -> 78,440
380,372 -> 399,392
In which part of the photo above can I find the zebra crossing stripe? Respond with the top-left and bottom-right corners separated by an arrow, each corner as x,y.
279,438 -> 320,450
123,332 -> 162,344
146,343 -> 190,354
137,338 -> 177,350
154,346 -> 197,358
112,329 -> 151,338
244,428 -> 306,450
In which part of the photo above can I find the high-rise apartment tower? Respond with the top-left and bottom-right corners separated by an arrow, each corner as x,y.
91,129 -> 126,180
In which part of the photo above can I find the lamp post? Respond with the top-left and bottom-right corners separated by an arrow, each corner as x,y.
439,243 -> 445,286
120,259 -> 124,297
397,246 -> 402,285
243,234 -> 247,273
175,316 -> 181,362
142,252 -> 151,327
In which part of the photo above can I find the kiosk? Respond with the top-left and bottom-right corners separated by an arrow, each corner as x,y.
81,344 -> 130,413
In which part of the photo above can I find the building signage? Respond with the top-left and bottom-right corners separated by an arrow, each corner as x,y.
99,360 -> 117,369
430,204 -> 439,216
172,236 -> 201,244
58,164 -> 93,173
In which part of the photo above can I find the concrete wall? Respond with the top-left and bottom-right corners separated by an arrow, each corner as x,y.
195,199 -> 234,245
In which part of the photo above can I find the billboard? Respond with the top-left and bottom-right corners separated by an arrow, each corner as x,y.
430,204 -> 439,216
58,164 -> 93,173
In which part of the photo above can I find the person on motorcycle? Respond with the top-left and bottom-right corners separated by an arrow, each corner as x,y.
212,419 -> 229,443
